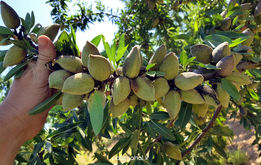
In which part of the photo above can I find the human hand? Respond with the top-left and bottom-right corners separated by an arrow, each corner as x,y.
0,35 -> 56,164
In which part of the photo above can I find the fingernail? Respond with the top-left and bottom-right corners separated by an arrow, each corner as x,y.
38,37 -> 48,48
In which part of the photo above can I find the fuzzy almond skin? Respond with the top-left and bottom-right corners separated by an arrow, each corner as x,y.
225,72 -> 251,86
216,55 -> 234,77
112,76 -> 131,105
148,45 -> 166,70
192,104 -> 209,118
48,70 -> 71,89
216,83 -> 230,108
88,55 -> 113,81
174,72 -> 203,91
1,1 -> 20,29
212,42 -> 231,64
37,24 -> 60,41
55,55 -> 83,73
62,93 -> 83,111
159,52 -> 179,80
81,41 -> 100,67
110,99 -> 130,118
220,17 -> 232,31
241,28 -> 254,46
197,85 -> 220,107
190,44 -> 213,64
62,73 -> 95,95
181,89 -> 205,104
162,142 -> 182,160
3,46 -> 26,67
163,90 -> 181,119
153,77 -> 170,99
133,76 -> 155,101
123,46 -> 142,78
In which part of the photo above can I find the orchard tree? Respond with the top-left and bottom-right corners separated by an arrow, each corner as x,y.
0,0 -> 261,164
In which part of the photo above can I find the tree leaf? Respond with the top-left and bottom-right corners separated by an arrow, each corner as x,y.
94,153 -> 113,165
248,89 -> 259,101
116,34 -> 128,62
150,111 -> 169,121
29,91 -> 62,115
4,59 -> 30,81
47,121 -> 83,138
0,26 -> 13,35
149,120 -> 175,141
175,102 -> 192,129
91,34 -> 103,47
0,62 -> 6,74
88,90 -> 106,136
146,63 -> 156,71
102,36 -> 113,63
30,11 -> 35,29
205,34 -> 232,47
0,50 -> 7,61
109,136 -> 132,158
180,50 -> 188,67
221,79 -> 240,101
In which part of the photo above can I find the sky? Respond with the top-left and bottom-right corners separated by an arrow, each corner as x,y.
0,0 -> 125,50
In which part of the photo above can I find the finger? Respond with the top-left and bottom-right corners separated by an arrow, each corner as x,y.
37,35 -> 56,67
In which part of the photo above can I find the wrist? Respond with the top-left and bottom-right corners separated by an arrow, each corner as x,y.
0,102 -> 27,164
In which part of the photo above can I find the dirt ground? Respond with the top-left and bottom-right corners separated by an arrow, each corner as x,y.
226,118 -> 261,165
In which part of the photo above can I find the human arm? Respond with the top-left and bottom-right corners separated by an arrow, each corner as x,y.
0,35 -> 56,164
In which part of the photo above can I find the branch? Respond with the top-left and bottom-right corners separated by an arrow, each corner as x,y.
176,105 -> 223,165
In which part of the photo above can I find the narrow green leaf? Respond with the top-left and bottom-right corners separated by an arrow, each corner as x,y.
116,34 -> 128,62
150,111 -> 169,121
229,37 -> 248,48
31,11 -> 35,29
109,136 -> 131,158
29,91 -> 62,115
88,91 -> 105,136
91,34 -> 103,47
175,102 -> 192,129
94,153 -> 113,165
180,50 -> 188,67
25,13 -> 31,33
0,62 -> 6,74
10,40 -> 28,49
149,120 -> 176,141
248,89 -> 259,101
102,37 -> 112,62
145,122 -> 157,138
0,26 -> 13,35
213,142 -> 228,158
205,34 -> 232,47
0,50 -> 7,61
215,31 -> 248,39
196,62 -> 219,70
226,6 -> 243,18
221,79 -> 240,101
146,63 -> 156,71
14,68 -> 25,79
4,60 -> 30,81
47,121 -> 83,138
111,41 -> 117,63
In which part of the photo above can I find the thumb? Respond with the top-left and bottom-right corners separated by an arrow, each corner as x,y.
37,35 -> 56,67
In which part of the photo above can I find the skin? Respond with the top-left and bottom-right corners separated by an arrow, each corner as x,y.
0,35 -> 56,165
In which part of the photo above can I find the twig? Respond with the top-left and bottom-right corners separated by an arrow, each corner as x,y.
175,105 -> 223,165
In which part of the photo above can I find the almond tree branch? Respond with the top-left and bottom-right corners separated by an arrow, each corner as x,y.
175,105 -> 223,165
